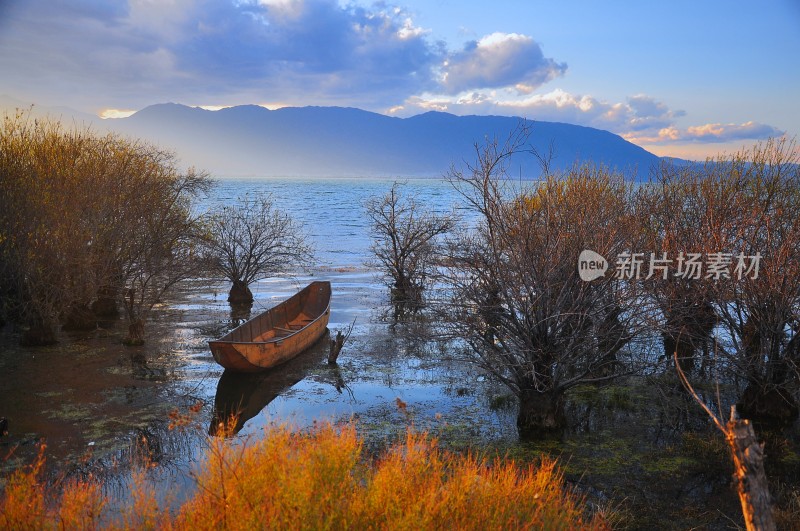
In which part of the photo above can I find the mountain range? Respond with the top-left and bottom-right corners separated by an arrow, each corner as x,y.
1,97 -> 664,179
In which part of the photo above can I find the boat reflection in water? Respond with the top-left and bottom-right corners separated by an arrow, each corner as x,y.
209,331 -> 330,436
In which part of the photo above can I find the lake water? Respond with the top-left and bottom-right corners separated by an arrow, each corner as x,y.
1,177 -> 790,528
0,176 -> 516,494
206,177 -> 459,268
193,177 -> 507,438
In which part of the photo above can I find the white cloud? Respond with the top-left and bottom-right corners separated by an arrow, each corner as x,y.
254,0 -> 307,21
440,32 -> 566,94
99,109 -> 137,119
397,17 -> 426,40
0,0 -> 443,111
0,0 -> 785,152
625,121 -> 784,144
394,88 -> 783,146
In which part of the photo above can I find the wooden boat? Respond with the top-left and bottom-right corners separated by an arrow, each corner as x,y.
209,281 -> 331,372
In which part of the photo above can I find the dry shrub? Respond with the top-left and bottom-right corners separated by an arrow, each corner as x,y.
0,109 -> 210,345
0,444 -> 106,530
357,430 -> 597,530
120,467 -> 161,530
1,424 -> 607,530
175,422 -> 361,530
177,423 -> 607,530
57,479 -> 107,530
0,446 -> 47,530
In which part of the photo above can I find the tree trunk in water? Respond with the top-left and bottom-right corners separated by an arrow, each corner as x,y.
663,304 -> 717,375
21,318 -> 58,346
726,407 -> 776,531
62,302 -> 97,331
124,318 -> 145,346
229,304 -> 252,327
228,280 -> 254,305
737,383 -> 799,427
517,390 -> 565,438
392,275 -> 422,310
664,333 -> 696,374
92,286 -> 119,318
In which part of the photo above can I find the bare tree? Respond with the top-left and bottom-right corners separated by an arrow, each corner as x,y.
645,138 -> 800,425
711,138 -> 800,424
637,159 -> 748,374
0,109 -> 211,346
439,126 -> 644,435
365,182 -> 455,318
117,168 -> 210,345
204,195 -> 313,305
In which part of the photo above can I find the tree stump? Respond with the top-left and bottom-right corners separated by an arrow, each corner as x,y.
328,320 -> 355,365
328,330 -> 346,365
727,407 -> 776,531
674,342 -> 776,530
124,318 -> 145,346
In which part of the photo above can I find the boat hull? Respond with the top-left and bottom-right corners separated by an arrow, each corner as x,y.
208,281 -> 331,372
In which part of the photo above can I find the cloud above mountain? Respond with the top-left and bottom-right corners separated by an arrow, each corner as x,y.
1,0 -> 447,109
624,121 -> 785,145
0,0 -> 787,153
393,89 -> 783,146
440,33 -> 566,94
0,0 -> 572,110
164,0 -> 444,103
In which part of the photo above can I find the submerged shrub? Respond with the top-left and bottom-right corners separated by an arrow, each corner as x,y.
0,109 -> 210,346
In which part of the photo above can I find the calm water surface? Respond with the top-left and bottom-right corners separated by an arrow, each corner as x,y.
207,177 -> 459,268
1,177 -> 512,490
2,177 -> 792,528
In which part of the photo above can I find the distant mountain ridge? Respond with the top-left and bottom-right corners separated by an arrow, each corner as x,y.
0,97 -> 662,178
115,103 -> 660,179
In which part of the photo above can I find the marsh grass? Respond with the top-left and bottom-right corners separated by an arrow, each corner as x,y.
1,423 -> 607,530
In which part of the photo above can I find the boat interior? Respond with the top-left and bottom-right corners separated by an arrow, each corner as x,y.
221,282 -> 330,343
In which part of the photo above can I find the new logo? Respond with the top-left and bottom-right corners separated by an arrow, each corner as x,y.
578,249 -> 608,281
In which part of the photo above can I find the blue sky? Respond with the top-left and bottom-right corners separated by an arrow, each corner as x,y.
0,0 -> 797,159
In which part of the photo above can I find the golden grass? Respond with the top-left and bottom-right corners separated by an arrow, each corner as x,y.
0,444 -> 107,530
1,424 -> 608,530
